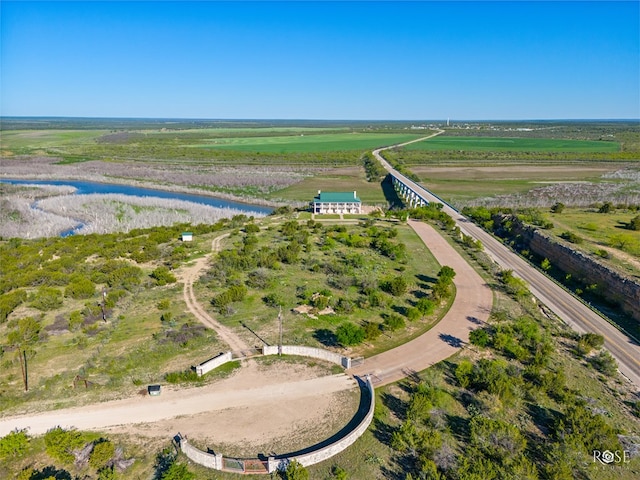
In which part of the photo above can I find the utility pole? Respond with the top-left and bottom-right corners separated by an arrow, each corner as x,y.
278,306 -> 283,356
101,288 -> 107,322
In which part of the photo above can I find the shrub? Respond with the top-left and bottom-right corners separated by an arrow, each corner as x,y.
455,359 -> 474,388
469,329 -> 490,348
383,313 -> 405,332
0,289 -> 27,323
162,462 -> 195,480
65,277 -> 96,299
550,202 -> 565,214
364,321 -> 382,340
44,427 -> 85,463
628,215 -> 640,231
560,231 -> 583,244
0,429 -> 29,458
576,332 -> 604,355
280,460 -> 309,480
598,202 -> 614,213
150,266 -> 177,286
89,439 -> 115,470
263,292 -> 285,307
405,307 -> 421,321
380,276 -> 408,296
415,297 -> 436,315
589,350 -> 617,375
30,286 -> 63,311
336,323 -> 365,346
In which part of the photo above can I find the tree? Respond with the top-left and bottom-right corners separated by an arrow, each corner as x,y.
550,202 -> 565,214
598,202 -> 614,213
7,317 -> 41,391
281,460 -> 309,480
437,266 -> 456,284
336,323 -> 365,346
541,258 -> 551,272
628,215 -> 640,231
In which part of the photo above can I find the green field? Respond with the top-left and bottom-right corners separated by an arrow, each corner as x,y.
193,133 -> 424,153
404,136 -> 621,152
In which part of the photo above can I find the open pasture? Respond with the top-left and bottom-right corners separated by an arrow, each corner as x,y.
0,130 -> 106,151
193,132 -> 424,153
411,163 -> 628,206
404,135 -> 620,153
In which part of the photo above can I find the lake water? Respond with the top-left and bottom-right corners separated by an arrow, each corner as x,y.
1,179 -> 274,215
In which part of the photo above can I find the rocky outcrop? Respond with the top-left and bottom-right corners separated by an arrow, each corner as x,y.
498,215 -> 640,322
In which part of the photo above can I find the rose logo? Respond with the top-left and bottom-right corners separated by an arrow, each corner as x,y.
601,450 -> 615,464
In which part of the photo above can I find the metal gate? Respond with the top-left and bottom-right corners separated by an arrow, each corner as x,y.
351,356 -> 365,367
244,459 -> 269,473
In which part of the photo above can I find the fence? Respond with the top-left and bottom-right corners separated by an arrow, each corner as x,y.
262,345 -> 353,368
195,351 -> 233,377
177,375 -> 375,474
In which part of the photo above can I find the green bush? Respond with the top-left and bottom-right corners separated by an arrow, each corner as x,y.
44,427 -> 85,463
469,329 -> 490,348
30,286 -> 63,311
65,277 -> 96,299
0,290 -> 27,323
336,323 -> 365,346
150,266 -> 177,286
380,276 -> 408,296
415,297 -> 435,315
0,429 -> 29,458
383,313 -> 405,332
89,439 -> 115,470
162,462 -> 195,480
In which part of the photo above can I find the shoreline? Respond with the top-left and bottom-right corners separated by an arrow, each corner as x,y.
0,173 -> 294,210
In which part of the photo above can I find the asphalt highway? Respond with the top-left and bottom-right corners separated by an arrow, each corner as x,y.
373,141 -> 640,392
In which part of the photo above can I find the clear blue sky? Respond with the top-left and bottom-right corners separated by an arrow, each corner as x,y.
1,1 -> 638,120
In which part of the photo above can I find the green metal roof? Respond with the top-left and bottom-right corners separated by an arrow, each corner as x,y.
314,191 -> 361,203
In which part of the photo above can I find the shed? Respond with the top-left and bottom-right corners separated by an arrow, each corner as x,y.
181,232 -> 193,242
148,384 -> 161,396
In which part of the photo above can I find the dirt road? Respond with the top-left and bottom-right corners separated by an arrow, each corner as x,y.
349,220 -> 493,385
177,233 -> 252,353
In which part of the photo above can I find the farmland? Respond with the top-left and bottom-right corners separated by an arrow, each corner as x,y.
403,135 -> 621,153
193,132 -> 424,153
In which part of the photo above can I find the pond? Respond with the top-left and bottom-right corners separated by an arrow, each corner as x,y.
1,179 -> 274,215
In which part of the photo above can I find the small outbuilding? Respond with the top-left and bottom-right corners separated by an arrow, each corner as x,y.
312,190 -> 362,214
148,384 -> 161,396
181,232 -> 193,242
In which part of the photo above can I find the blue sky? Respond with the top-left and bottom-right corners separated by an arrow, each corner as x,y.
1,1 -> 638,120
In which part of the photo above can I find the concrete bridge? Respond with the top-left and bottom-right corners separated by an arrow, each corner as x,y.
391,175 -> 430,208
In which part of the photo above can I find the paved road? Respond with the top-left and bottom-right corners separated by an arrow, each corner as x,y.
349,220 -> 493,385
373,142 -> 640,391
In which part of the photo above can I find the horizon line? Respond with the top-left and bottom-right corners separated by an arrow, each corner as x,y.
2,116 -> 639,123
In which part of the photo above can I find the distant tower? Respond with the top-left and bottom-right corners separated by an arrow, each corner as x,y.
447,118 -> 450,127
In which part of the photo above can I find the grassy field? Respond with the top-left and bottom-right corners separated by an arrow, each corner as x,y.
267,166 -> 388,204
197,219 -> 447,360
404,135 -> 621,152
410,163 -> 630,206
548,208 -> 640,276
193,132 -> 424,153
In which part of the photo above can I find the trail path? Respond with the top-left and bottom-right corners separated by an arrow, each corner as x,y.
349,220 -> 493,385
0,132 -> 497,442
176,233 -> 251,353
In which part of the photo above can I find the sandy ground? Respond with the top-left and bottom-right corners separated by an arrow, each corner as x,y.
0,360 -> 358,446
